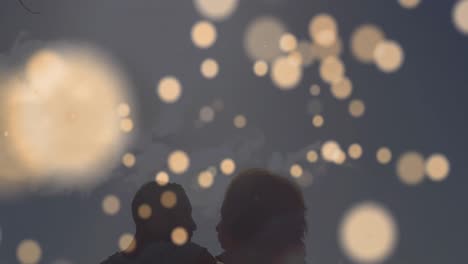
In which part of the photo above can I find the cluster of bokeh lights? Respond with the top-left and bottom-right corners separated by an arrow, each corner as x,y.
4,0 -> 466,263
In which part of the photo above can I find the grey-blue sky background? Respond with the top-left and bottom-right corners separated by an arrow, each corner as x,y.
0,0 -> 467,263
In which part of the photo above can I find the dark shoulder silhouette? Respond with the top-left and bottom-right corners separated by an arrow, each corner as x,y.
101,181 -> 217,264
216,168 -> 307,264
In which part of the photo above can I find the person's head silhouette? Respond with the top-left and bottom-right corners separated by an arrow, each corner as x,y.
131,181 -> 197,251
101,181 -> 216,264
216,168 -> 307,264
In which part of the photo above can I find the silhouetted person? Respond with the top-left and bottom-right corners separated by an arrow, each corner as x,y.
216,168 -> 307,264
101,182 -> 216,264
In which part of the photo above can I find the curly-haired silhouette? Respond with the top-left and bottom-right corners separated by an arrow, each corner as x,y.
216,168 -> 307,264
101,182 -> 216,264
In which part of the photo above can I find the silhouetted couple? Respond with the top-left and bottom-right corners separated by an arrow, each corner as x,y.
101,168 -> 307,264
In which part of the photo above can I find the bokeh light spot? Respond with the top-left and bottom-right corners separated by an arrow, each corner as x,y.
290,164 -> 303,178
191,21 -> 217,49
349,99 -> 366,118
377,147 -> 393,165
339,202 -> 398,264
453,0 -> 468,34
374,40 -> 404,73
271,56 -> 302,90
194,0 -> 239,21
351,24 -> 386,64
155,171 -> 170,186
161,190 -> 177,209
320,56 -> 345,84
201,58 -> 219,79
396,151 -> 425,185
118,233 -> 136,253
309,84 -> 321,96
138,203 -> 152,220
244,16 -> 287,61
307,150 -> 319,163
17,239 -> 42,264
399,0 -> 421,9
220,158 -> 236,175
253,60 -> 269,76
122,153 -> 136,168
157,76 -> 182,103
348,143 -> 363,160
233,115 -> 247,128
425,153 -> 450,182
309,14 -> 338,47
198,170 -> 215,188
200,106 -> 215,123
312,115 -> 324,128
102,195 -> 121,216
168,150 -> 190,174
171,227 -> 188,246
279,33 -> 298,52
331,77 -> 353,100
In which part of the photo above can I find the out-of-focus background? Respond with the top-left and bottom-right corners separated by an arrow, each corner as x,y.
0,0 -> 467,263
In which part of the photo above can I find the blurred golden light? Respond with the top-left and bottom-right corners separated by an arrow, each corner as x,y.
155,171 -> 170,186
399,0 -> 421,9
331,77 -> 353,100
253,60 -> 269,76
2,45 -> 132,188
161,190 -> 177,209
118,233 -> 136,253
396,152 -> 425,185
351,24 -> 386,63
290,164 -> 303,178
279,33 -> 298,52
138,203 -> 152,220
307,150 -> 319,163
425,153 -> 450,182
220,158 -> 236,175
374,40 -> 404,73
201,58 -> 219,79
171,227 -> 188,246
194,0 -> 239,21
122,153 -> 136,168
17,239 -> 42,264
191,21 -> 217,49
309,14 -> 338,47
271,56 -> 302,90
117,103 -> 131,117
349,99 -> 366,118
102,194 -> 121,216
120,118 -> 134,133
233,115 -> 247,128
321,140 -> 343,163
339,202 -> 398,264
168,150 -> 190,174
319,56 -> 345,84
157,76 -> 182,103
377,147 -> 393,165
200,106 -> 215,123
198,170 -> 215,188
348,143 -> 363,160
453,0 -> 468,34
312,115 -> 324,128
309,84 -> 321,96
244,16 -> 287,61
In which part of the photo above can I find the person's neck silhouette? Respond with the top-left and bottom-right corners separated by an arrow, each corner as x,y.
216,168 -> 307,264
101,181 -> 216,264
